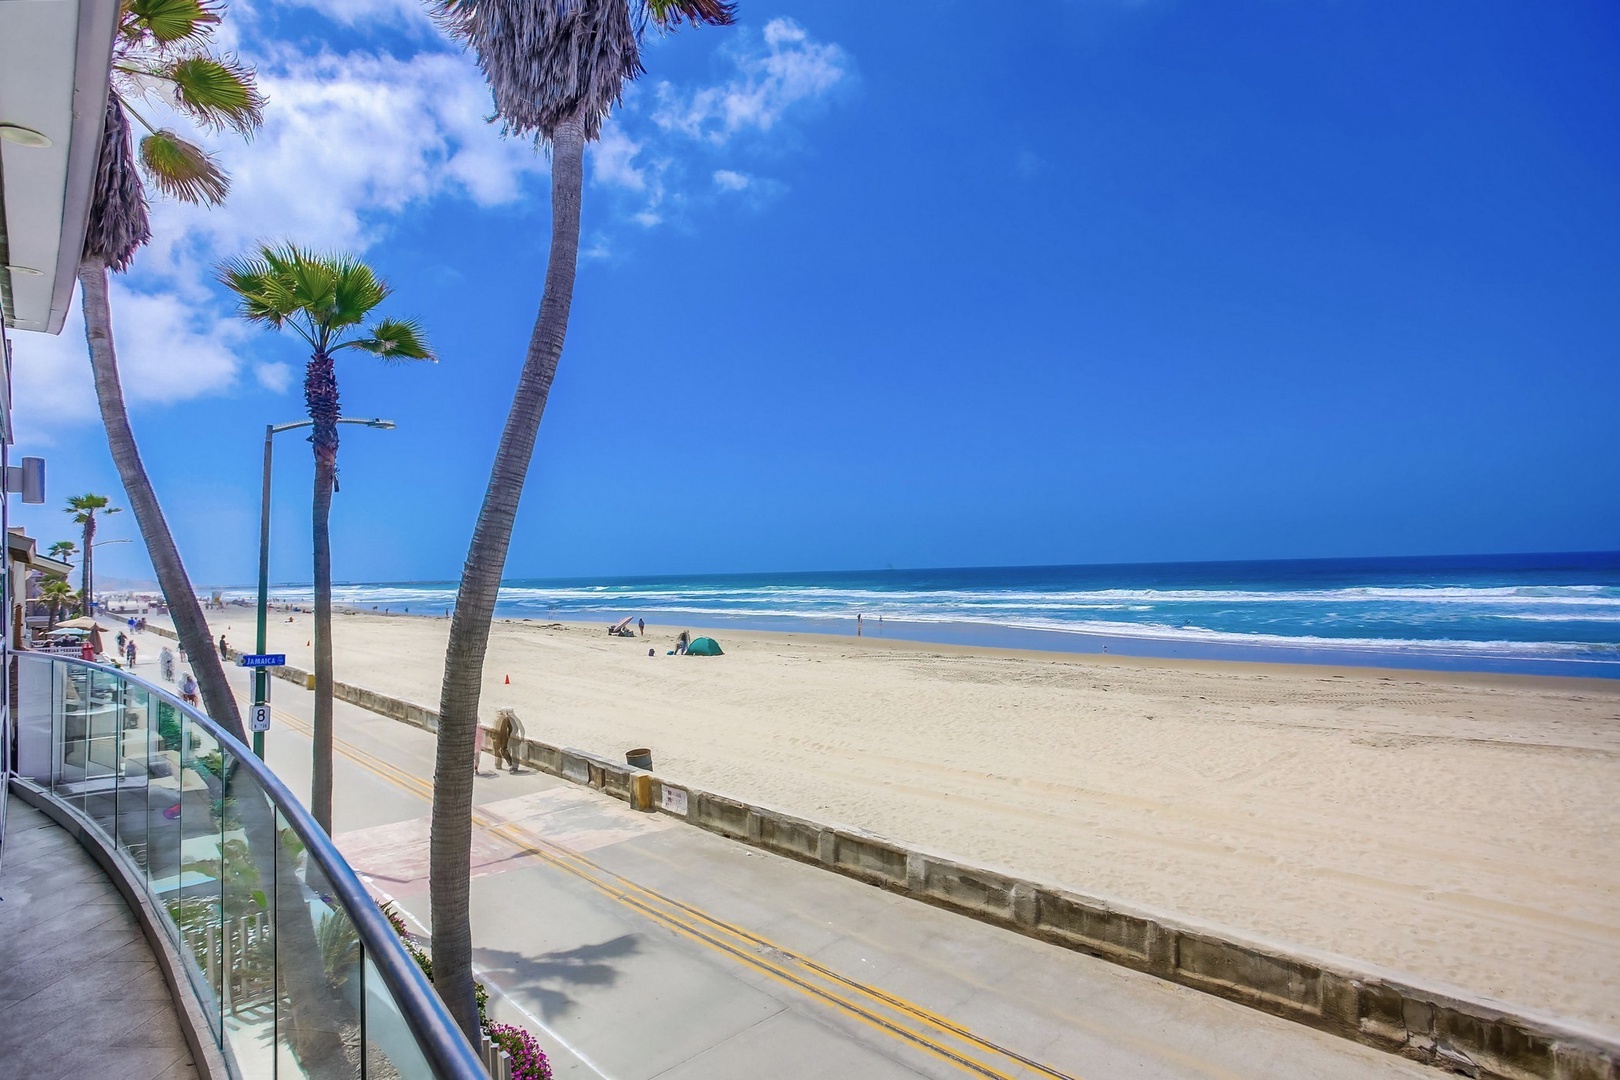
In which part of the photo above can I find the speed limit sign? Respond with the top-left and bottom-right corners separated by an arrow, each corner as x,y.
250,704 -> 272,732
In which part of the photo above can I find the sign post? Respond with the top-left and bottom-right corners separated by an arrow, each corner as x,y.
239,653 -> 285,756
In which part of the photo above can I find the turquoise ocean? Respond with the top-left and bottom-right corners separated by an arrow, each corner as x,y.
240,551 -> 1620,678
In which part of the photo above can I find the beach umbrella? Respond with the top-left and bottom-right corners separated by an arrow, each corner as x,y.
686,637 -> 724,656
57,616 -> 109,631
45,627 -> 92,637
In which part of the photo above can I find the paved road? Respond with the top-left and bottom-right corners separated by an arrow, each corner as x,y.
217,663 -> 1437,1080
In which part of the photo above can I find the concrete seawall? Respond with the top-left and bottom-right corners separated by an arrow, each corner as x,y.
164,627 -> 1619,1080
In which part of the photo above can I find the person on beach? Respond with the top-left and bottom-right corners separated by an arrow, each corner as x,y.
857,613 -> 863,636
218,634 -> 229,660
676,631 -> 689,655
473,723 -> 486,774
490,708 -> 525,773
638,618 -> 645,637
179,671 -> 199,706
125,640 -> 137,666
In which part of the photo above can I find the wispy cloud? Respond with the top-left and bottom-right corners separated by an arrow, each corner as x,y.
588,17 -> 849,229
652,18 -> 849,144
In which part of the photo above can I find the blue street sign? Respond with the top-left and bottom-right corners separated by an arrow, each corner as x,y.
238,653 -> 286,668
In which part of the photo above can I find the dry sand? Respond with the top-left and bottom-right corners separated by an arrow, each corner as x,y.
204,607 -> 1620,1030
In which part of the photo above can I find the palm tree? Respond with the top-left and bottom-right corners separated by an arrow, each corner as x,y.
78,0 -> 263,743
425,0 -> 734,1039
219,244 -> 433,834
47,540 -> 79,563
65,494 -> 121,612
40,579 -> 77,629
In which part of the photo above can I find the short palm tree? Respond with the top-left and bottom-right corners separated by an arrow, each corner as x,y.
426,0 -> 734,1039
47,540 -> 78,563
79,0 -> 263,742
65,494 -> 120,612
40,579 -> 77,629
219,243 -> 433,834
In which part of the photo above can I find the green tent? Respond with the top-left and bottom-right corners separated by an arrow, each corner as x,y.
686,636 -> 724,656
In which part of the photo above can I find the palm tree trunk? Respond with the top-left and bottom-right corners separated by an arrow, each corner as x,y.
307,351 -> 340,834
430,108 -> 586,1041
78,258 -> 247,743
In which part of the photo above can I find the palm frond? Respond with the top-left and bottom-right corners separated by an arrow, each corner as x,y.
165,54 -> 264,136
328,257 -> 389,330
123,0 -> 222,45
644,0 -> 736,29
84,94 -> 152,269
217,255 -> 295,327
347,318 -> 436,363
433,0 -> 641,141
139,129 -> 229,205
220,243 -> 417,354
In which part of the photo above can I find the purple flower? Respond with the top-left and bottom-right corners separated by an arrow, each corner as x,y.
487,1023 -> 552,1080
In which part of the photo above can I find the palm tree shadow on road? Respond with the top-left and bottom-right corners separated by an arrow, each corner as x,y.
474,934 -> 642,1019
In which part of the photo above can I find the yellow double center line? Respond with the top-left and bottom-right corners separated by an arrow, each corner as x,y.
266,703 -> 1080,1080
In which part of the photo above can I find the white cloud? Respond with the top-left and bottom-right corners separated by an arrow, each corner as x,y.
147,47 -> 547,273
591,120 -> 647,191
23,27 -> 551,431
713,169 -> 751,192
9,283 -> 247,440
652,18 -> 848,145
254,362 -> 294,393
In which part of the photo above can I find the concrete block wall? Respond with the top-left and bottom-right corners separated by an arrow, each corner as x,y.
144,632 -> 1620,1080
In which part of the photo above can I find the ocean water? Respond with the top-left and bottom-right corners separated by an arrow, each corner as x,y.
242,551 -> 1620,678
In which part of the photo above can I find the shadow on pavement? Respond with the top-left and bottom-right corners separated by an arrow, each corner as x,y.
475,934 -> 641,1018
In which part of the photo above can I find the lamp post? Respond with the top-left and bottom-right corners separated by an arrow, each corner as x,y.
254,417 -> 395,757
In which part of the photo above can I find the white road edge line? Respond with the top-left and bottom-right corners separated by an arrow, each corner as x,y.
366,879 -> 620,1080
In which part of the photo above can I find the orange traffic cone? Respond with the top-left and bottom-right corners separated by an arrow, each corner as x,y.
504,675 -> 510,684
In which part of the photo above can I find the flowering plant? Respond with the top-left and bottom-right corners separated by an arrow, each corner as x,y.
487,1023 -> 552,1080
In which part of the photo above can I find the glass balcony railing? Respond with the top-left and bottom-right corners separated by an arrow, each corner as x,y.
9,652 -> 487,1080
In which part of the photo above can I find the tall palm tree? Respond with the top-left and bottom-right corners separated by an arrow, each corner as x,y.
79,0 -> 264,743
219,244 -> 433,834
426,0 -> 734,1039
65,494 -> 120,612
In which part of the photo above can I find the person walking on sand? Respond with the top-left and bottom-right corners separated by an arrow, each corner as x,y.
179,671 -> 199,707
638,618 -> 644,637
218,634 -> 229,660
857,613 -> 863,637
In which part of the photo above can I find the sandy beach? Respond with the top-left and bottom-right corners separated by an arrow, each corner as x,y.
192,607 -> 1620,1031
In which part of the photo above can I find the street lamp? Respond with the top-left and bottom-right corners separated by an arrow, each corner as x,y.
253,417 -> 395,757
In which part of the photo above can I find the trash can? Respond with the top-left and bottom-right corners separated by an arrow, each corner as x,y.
626,748 -> 653,770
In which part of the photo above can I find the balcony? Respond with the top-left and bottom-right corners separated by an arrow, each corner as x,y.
2,653 -> 488,1079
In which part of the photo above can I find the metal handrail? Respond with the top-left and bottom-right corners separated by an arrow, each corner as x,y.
17,652 -> 488,1080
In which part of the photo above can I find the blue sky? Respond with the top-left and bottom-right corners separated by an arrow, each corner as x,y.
11,0 -> 1620,587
